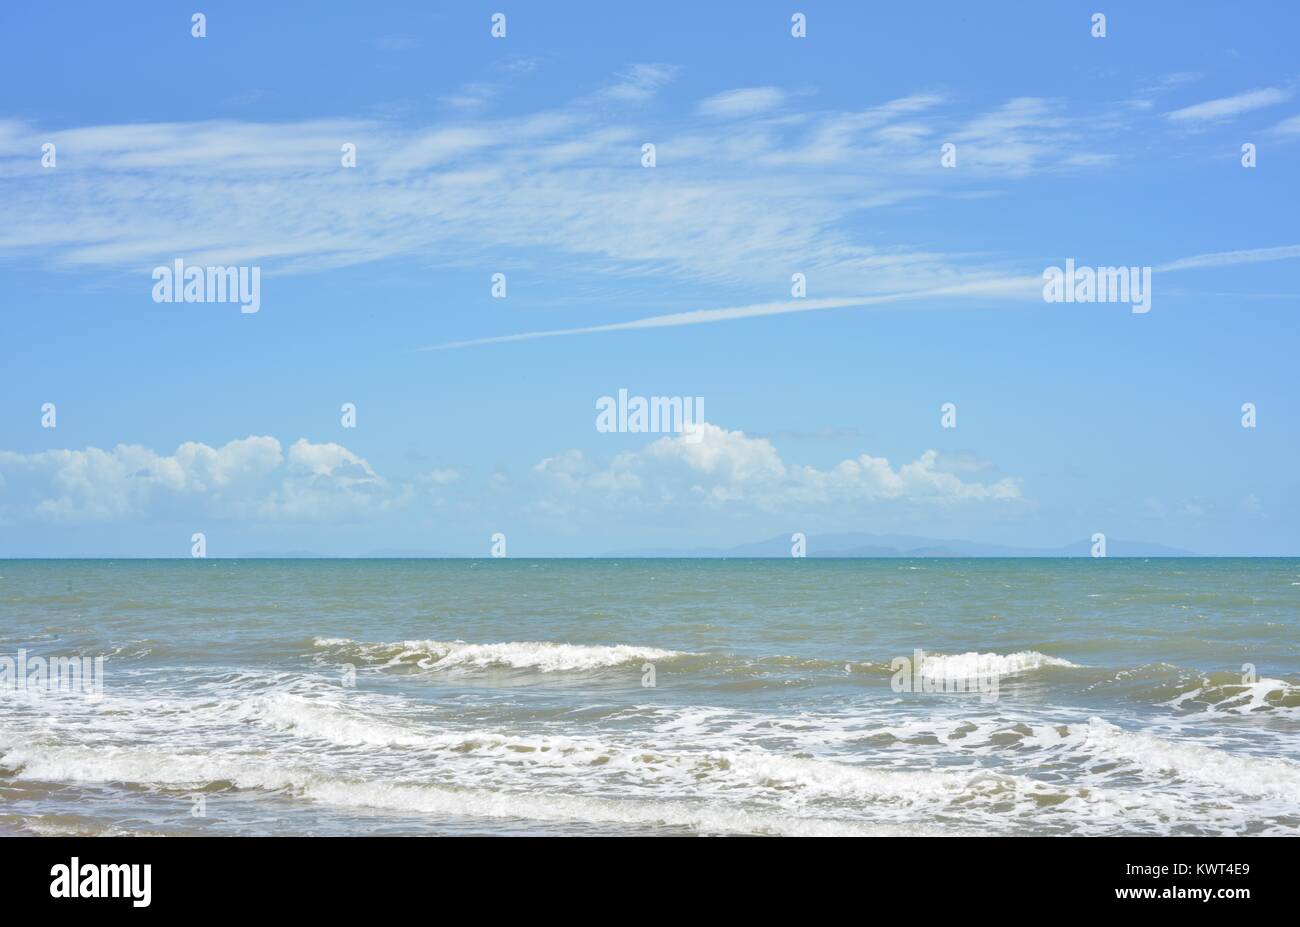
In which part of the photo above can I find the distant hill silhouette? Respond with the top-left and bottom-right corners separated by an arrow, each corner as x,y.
604,532 -> 1194,558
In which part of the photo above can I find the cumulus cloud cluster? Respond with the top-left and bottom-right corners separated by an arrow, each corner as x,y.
0,437 -> 403,523
533,422 -> 1021,515
0,425 -> 1021,527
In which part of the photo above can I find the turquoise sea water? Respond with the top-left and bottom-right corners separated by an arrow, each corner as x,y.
1,558 -> 1297,835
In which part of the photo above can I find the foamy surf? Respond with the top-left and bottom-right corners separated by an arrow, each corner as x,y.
1165,676 -> 1300,714
916,651 -> 1078,679
0,736 -> 960,835
313,637 -> 687,672
3,558 -> 1298,835
1073,718 -> 1300,802
6,676 -> 1285,836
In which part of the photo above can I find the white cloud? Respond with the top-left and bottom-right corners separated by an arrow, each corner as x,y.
1165,87 -> 1291,123
420,277 -> 1041,350
1158,244 -> 1300,272
698,87 -> 786,118
383,126 -> 499,171
0,81 -> 1122,294
440,82 -> 497,110
421,468 -> 462,485
948,97 -> 1081,173
0,437 -> 406,523
597,64 -> 679,102
1267,114 -> 1300,136
0,426 -> 1024,534
533,423 -> 1022,514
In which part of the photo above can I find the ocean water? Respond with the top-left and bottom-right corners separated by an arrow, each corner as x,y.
1,558 -> 1297,837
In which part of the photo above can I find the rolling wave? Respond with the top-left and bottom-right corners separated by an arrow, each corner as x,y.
312,637 -> 687,672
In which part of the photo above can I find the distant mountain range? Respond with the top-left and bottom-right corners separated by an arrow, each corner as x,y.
602,532 -> 1195,558
234,548 -> 461,559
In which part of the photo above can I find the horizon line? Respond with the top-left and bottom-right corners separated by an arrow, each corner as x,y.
6,555 -> 1298,562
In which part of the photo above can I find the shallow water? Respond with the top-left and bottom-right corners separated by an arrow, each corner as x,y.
1,558 -> 1297,836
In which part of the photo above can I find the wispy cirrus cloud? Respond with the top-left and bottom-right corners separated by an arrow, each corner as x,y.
698,87 -> 787,118
597,63 -> 679,102
439,82 -> 498,110
1156,244 -> 1300,272
0,73 -> 1175,301
0,88 -> 1109,290
6,62 -> 1292,356
1165,86 -> 1292,123
424,241 -> 1300,350
1266,114 -> 1300,136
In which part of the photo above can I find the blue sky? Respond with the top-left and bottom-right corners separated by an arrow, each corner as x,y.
0,1 -> 1297,556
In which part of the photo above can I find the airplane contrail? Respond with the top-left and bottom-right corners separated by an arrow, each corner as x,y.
418,277 -> 1041,351
418,242 -> 1300,351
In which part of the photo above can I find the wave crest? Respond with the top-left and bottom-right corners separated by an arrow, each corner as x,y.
313,637 -> 687,672
914,650 -> 1078,679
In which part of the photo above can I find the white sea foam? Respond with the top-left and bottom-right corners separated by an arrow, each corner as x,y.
19,819 -> 163,838
715,750 -> 1007,802
918,650 -> 1078,679
1074,717 -> 1300,802
314,637 -> 687,672
225,692 -> 438,748
229,697 -> 1013,803
1165,677 -> 1300,715
0,681 -> 1152,834
298,778 -> 935,837
0,738 -> 952,836
4,658 -> 1299,836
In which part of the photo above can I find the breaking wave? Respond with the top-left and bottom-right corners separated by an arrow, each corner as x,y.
312,637 -> 688,672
